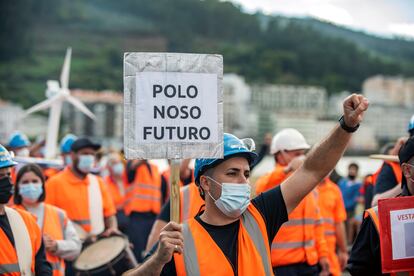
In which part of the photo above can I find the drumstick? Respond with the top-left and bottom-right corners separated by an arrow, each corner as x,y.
369,154 -> 399,162
170,159 -> 181,223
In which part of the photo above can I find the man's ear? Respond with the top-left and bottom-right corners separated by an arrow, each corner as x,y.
402,163 -> 411,180
199,175 -> 210,192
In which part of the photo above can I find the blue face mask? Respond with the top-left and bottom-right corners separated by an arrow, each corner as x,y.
112,163 -> 124,176
206,176 -> 251,218
77,154 -> 95,173
19,183 -> 43,203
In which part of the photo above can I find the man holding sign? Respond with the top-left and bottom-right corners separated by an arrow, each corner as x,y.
348,136 -> 414,275
123,93 -> 369,275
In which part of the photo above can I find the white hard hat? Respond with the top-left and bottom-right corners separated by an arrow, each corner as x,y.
270,128 -> 310,154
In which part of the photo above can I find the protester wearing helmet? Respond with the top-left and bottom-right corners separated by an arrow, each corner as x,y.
60,134 -> 77,166
408,114 -> 414,137
348,136 -> 414,274
0,144 -> 52,275
256,129 -> 331,276
124,94 -> 369,276
8,131 -> 31,157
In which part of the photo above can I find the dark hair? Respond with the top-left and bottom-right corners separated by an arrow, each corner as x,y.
14,163 -> 46,205
348,163 -> 359,170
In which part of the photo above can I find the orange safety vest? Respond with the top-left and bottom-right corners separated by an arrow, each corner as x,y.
16,204 -> 68,276
124,162 -> 162,215
255,165 -> 288,195
174,204 -> 273,275
256,165 -> 328,267
316,179 -> 347,276
179,183 -> 204,222
365,207 -> 414,276
0,208 -> 41,275
271,192 -> 327,267
104,175 -> 127,211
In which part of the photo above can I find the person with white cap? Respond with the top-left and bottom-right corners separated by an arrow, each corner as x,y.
255,129 -> 330,276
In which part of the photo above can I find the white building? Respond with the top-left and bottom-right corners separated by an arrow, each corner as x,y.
363,75 -> 414,107
62,90 -> 123,148
223,74 -> 253,138
363,75 -> 414,142
0,100 -> 24,143
250,84 -> 327,141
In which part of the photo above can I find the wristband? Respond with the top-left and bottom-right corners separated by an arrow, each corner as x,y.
339,115 -> 359,133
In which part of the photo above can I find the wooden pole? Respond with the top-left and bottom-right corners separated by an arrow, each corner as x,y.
170,159 -> 181,223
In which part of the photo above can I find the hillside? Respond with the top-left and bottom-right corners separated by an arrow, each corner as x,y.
1,0 -> 413,108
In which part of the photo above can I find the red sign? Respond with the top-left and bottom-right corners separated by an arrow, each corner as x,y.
378,196 -> 414,273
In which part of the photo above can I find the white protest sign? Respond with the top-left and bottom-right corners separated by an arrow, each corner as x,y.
390,208 -> 414,260
124,52 -> 223,159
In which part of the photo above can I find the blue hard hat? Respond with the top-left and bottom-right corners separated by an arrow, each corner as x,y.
0,144 -> 18,169
194,133 -> 258,185
408,115 -> 414,132
8,132 -> 30,149
60,134 -> 78,154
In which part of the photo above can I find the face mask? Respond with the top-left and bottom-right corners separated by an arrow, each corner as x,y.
348,175 -> 356,181
77,154 -> 95,173
0,177 -> 13,204
112,163 -> 124,176
19,183 -> 43,203
206,176 -> 251,218
16,148 -> 30,157
64,155 -> 72,166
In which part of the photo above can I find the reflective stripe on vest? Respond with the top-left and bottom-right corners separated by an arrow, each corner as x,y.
320,218 -> 334,225
282,218 -> 315,226
241,209 -> 272,276
0,263 -> 20,274
57,209 -> 66,238
272,240 -> 315,249
324,230 -> 336,236
72,219 -> 91,226
181,208 -> 272,275
51,261 -> 62,271
365,206 -> 379,233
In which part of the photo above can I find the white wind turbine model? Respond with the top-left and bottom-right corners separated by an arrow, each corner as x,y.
25,48 -> 96,159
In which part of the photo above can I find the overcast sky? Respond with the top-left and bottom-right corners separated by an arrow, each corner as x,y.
228,0 -> 414,39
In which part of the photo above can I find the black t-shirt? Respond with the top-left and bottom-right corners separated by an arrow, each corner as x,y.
0,213 -> 53,275
147,185 -> 288,275
374,163 -> 398,195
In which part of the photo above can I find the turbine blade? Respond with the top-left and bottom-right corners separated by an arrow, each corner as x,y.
65,95 -> 96,120
25,94 -> 63,115
60,47 -> 72,89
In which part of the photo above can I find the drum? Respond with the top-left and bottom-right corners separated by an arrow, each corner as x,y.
73,236 -> 137,275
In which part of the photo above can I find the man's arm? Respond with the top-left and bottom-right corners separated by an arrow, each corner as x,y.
123,222 -> 183,276
371,184 -> 402,207
281,94 -> 369,213
102,215 -> 120,236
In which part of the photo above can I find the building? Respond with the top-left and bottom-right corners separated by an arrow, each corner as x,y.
62,90 -> 123,148
0,100 -> 24,143
363,75 -> 414,143
363,75 -> 414,107
250,84 -> 327,142
222,74 -> 252,138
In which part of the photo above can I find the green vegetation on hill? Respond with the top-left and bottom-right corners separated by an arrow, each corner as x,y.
1,0 -> 413,108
